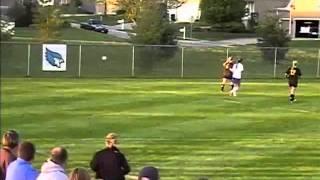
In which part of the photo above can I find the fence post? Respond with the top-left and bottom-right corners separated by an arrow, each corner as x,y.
226,47 -> 229,58
273,47 -> 278,78
27,44 -> 31,77
131,45 -> 135,77
181,47 -> 184,78
317,49 -> 320,78
78,44 -> 82,78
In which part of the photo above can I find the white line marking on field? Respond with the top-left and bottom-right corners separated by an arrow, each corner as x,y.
291,109 -> 310,113
224,100 -> 241,104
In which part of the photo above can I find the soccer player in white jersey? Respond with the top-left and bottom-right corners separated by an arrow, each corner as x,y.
229,58 -> 244,96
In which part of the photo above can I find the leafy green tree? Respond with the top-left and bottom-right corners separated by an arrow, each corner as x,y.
133,0 -> 177,73
257,16 -> 291,47
200,0 -> 246,24
7,0 -> 35,27
7,1 -> 26,26
114,0 -> 141,22
257,16 -> 291,61
133,0 -> 176,45
33,6 -> 63,42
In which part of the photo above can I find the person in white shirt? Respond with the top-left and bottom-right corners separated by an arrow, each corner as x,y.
229,58 -> 244,96
37,147 -> 68,180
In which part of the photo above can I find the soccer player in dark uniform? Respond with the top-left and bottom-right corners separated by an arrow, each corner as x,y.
220,56 -> 234,91
285,61 -> 302,103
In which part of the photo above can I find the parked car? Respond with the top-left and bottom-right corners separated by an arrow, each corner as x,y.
80,19 -> 108,33
1,15 -> 15,36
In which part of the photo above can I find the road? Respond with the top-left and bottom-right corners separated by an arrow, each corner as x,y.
177,38 -> 258,47
72,23 -> 258,47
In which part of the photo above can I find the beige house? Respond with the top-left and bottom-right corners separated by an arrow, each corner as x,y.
81,0 -> 119,15
286,0 -> 320,38
78,0 -> 320,38
243,0 -> 320,38
168,0 -> 201,22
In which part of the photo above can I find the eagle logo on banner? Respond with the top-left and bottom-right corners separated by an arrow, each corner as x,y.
45,48 -> 65,68
37,0 -> 54,6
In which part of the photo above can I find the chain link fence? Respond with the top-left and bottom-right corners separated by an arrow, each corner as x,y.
1,42 -> 320,78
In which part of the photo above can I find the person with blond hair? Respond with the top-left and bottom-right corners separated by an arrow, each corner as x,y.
285,60 -> 302,103
90,133 -> 130,180
68,168 -> 90,180
0,130 -> 20,180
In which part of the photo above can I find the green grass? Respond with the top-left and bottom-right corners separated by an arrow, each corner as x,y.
174,23 -> 257,41
191,31 -> 257,41
289,40 -> 320,48
1,78 -> 320,179
12,27 -> 127,42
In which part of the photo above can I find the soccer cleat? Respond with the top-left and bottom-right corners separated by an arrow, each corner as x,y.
289,98 -> 296,103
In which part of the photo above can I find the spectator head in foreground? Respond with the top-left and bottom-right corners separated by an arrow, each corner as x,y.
68,167 -> 91,180
18,141 -> 36,162
138,166 -> 159,180
50,147 -> 68,166
0,130 -> 20,179
37,147 -> 68,180
5,141 -> 39,180
2,130 -> 20,150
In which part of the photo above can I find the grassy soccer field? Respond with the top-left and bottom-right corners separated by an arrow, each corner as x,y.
1,78 -> 320,180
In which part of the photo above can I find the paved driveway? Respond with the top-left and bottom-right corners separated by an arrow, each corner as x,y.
177,38 -> 258,47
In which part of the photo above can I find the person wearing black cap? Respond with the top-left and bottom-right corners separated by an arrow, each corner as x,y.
138,166 -> 159,180
285,60 -> 302,103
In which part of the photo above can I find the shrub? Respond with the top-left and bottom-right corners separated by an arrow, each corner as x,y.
61,20 -> 71,28
210,22 -> 246,33
256,16 -> 291,62
1,31 -> 12,41
116,9 -> 126,15
133,1 -> 178,73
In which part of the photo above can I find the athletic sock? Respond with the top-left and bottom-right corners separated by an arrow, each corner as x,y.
221,85 -> 225,91
290,94 -> 295,101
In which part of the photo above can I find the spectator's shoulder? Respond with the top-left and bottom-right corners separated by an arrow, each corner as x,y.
95,148 -> 108,156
